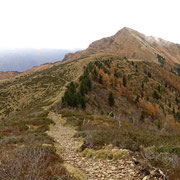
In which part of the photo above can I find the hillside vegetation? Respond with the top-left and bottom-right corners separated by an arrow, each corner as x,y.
0,55 -> 96,118
0,56 -> 94,179
1,52 -> 180,179
62,55 -> 180,125
0,53 -> 101,179
60,54 -> 180,178
0,71 -> 20,80
0,27 -> 180,179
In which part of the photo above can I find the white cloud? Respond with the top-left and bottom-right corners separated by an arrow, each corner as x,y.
0,0 -> 179,49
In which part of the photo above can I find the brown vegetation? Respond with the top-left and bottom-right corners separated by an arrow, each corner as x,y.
0,71 -> 20,80
0,27 -> 180,179
64,27 -> 180,65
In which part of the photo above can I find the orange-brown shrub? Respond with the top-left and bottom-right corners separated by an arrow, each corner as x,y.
137,98 -> 159,118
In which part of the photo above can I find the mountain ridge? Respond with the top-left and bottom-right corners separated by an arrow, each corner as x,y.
64,27 -> 180,65
0,71 -> 20,80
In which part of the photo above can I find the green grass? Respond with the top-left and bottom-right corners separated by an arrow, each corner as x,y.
155,145 -> 180,156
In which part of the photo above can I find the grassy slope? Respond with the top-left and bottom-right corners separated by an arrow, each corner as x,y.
0,52 -> 180,178
0,55 -> 97,118
0,54 -> 99,179
58,54 -> 180,179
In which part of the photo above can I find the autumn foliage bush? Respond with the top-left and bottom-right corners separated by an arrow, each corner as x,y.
159,68 -> 180,92
137,98 -> 159,118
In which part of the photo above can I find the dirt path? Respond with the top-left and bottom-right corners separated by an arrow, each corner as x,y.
47,112 -> 142,180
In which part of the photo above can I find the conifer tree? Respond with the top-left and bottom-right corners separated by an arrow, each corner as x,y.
99,75 -> 103,84
153,90 -> 160,99
123,76 -> 127,87
108,91 -> 115,106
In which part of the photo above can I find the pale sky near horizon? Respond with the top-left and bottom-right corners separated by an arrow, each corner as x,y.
0,0 -> 179,49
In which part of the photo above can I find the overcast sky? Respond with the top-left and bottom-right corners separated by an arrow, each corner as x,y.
0,0 -> 179,49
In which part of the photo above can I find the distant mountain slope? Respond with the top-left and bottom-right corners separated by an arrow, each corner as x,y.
64,27 -> 180,65
0,71 -> 20,80
0,48 -> 78,72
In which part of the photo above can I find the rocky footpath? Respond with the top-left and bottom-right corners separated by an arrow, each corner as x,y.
47,112 -> 166,180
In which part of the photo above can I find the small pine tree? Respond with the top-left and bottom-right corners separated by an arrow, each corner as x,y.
175,97 -> 179,104
108,91 -> 115,106
123,76 -> 127,87
61,66 -> 92,110
158,84 -> 161,93
87,77 -> 92,91
148,72 -> 152,78
141,82 -> 144,90
135,95 -> 140,103
69,81 -> 76,93
173,107 -> 176,115
93,68 -> 97,80
140,112 -> 145,122
62,82 -> 78,108
141,92 -> 144,98
169,102 -> 171,108
80,96 -> 86,109
99,75 -> 103,84
153,90 -> 160,99
175,112 -> 180,121
157,119 -> 161,129
61,96 -> 66,107
80,83 -> 85,96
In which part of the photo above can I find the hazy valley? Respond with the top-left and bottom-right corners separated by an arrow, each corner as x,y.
0,48 -> 78,80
